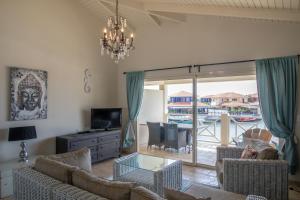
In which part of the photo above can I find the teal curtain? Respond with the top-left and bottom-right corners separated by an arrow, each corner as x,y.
256,56 -> 299,174
123,71 -> 145,148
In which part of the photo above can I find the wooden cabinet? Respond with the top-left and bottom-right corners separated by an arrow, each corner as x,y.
56,130 -> 121,163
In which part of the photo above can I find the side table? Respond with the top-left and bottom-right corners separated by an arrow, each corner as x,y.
0,156 -> 37,198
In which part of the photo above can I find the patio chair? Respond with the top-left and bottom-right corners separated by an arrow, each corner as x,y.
216,146 -> 288,200
163,123 -> 187,152
243,128 -> 272,143
147,122 -> 164,149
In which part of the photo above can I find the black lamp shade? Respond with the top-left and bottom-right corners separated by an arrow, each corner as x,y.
8,126 -> 37,141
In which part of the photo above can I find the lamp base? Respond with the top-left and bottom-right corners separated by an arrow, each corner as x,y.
19,141 -> 28,162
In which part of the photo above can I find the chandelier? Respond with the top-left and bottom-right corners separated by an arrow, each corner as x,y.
100,0 -> 134,63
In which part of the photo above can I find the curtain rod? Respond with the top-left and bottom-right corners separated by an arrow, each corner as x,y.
122,54 -> 300,75
123,65 -> 192,74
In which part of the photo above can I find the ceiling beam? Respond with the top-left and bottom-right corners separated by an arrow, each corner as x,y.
96,0 -> 136,31
100,0 -> 145,11
149,11 -> 186,23
148,14 -> 161,27
99,0 -> 186,24
144,3 -> 300,22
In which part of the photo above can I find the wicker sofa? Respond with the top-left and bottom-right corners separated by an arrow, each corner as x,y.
13,167 -> 106,200
12,148 -> 247,200
216,146 -> 289,200
13,166 -> 247,200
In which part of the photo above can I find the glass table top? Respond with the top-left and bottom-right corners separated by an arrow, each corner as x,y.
120,154 -> 178,172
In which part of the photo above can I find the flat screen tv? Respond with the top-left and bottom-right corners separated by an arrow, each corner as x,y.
91,108 -> 122,130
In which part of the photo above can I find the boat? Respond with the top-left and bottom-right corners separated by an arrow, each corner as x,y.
233,116 -> 261,122
203,116 -> 220,123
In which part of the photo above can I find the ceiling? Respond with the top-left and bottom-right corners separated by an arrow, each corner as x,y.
79,0 -> 300,29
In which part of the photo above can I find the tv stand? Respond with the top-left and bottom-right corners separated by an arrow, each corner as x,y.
56,129 -> 121,163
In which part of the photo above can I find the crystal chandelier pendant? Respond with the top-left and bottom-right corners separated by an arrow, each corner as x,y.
100,0 -> 134,63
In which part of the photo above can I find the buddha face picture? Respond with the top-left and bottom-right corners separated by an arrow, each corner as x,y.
19,87 -> 41,111
10,67 -> 48,121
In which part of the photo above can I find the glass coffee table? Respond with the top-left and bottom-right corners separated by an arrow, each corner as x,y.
113,153 -> 182,196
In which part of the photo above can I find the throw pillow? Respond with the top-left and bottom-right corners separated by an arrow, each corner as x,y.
47,147 -> 92,172
164,188 -> 211,200
240,145 -> 258,159
131,186 -> 165,200
256,147 -> 279,160
242,138 -> 271,151
72,169 -> 135,200
34,157 -> 78,184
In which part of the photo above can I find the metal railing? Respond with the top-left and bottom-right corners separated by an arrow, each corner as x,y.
163,114 -> 265,145
230,116 -> 260,139
197,121 -> 221,143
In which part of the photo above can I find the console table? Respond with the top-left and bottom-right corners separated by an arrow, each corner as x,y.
56,129 -> 121,163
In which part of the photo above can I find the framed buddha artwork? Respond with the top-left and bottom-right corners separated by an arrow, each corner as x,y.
10,67 -> 48,121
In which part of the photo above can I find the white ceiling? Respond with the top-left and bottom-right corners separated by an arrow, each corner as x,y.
79,0 -> 300,28
136,0 -> 300,9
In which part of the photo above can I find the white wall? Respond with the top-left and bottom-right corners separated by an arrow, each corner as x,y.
0,0 -> 117,161
137,89 -> 164,146
117,15 -> 300,180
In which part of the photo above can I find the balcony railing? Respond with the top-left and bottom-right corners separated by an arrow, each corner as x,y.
168,113 -> 265,145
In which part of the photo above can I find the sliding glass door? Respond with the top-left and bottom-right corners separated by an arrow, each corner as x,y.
136,63 -> 265,168
195,77 -> 265,166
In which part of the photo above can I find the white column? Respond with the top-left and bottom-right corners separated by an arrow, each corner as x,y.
162,84 -> 168,123
220,113 -> 230,146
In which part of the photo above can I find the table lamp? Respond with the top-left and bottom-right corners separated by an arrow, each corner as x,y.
8,126 -> 37,162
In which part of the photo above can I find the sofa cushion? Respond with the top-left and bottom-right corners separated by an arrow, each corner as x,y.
72,169 -> 135,200
241,145 -> 258,159
164,187 -> 211,200
215,160 -> 223,185
186,184 -> 246,200
53,183 -> 108,200
47,147 -> 92,172
34,157 -> 78,184
131,186 -> 165,200
256,147 -> 279,160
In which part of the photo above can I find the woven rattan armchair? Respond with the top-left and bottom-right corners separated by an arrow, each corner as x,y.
147,122 -> 164,149
163,123 -> 187,152
216,146 -> 288,200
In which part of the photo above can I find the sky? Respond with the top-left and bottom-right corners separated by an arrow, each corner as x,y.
167,80 -> 258,97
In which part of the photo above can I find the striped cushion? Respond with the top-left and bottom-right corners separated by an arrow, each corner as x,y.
72,169 -> 135,200
53,184 -> 107,200
164,187 -> 211,200
34,157 -> 78,184
47,148 -> 92,172
131,186 -> 165,200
